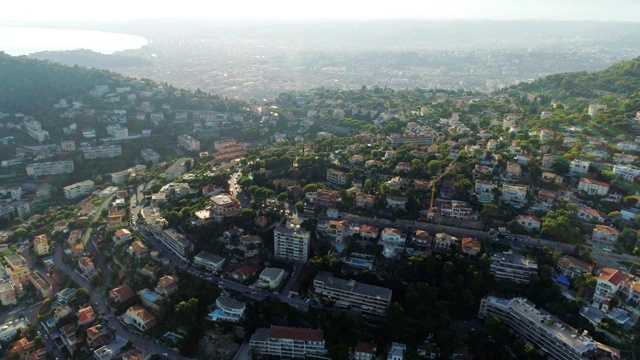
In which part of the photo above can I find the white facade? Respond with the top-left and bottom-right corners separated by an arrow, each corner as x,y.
569,159 -> 590,175
577,178 -> 610,196
474,180 -> 494,203
24,118 -> 49,142
83,145 -> 122,160
612,165 -> 640,181
501,184 -> 527,208
274,220 -> 310,262
26,160 -> 74,176
177,134 -> 200,152
63,180 -> 95,199
379,228 -> 405,258
207,296 -> 246,322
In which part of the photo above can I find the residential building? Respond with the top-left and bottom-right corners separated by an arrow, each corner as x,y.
250,326 -> 327,358
557,256 -> 594,279
612,165 -> 640,181
355,193 -> 375,209
177,134 -> 200,152
274,219 -> 311,262
207,296 -> 246,322
569,159 -> 590,175
461,237 -> 481,256
164,158 -> 193,181
56,288 -> 78,304
231,265 -> 260,281
541,171 -> 563,184
515,215 -> 541,232
592,225 -> 620,247
26,160 -> 74,176
326,220 -> 350,243
124,306 -> 156,332
490,252 -> 538,284
379,227 -> 405,258
86,325 -> 111,348
128,241 -> 149,259
359,224 -> 379,240
110,165 -> 146,185
440,201 -> 477,220
109,285 -> 135,304
315,189 -> 339,208
63,180 -> 94,199
258,268 -> 285,290
387,342 -> 407,360
158,228 -> 193,262
506,161 -> 521,177
386,195 -> 407,210
501,184 -> 527,208
0,282 -> 17,306
588,104 -> 607,116
354,341 -> 377,360
413,230 -> 433,249
113,229 -> 132,245
327,168 -> 347,185
474,180 -> 494,203
594,268 -> 628,303
156,275 -> 179,297
209,194 -> 242,221
577,178 -> 610,196
434,233 -> 458,251
78,256 -> 96,278
61,140 -> 75,151
313,271 -> 392,315
193,251 -> 226,273
140,148 -> 161,164
33,234 -> 50,256
478,296 -> 617,360
77,306 -> 96,326
23,118 -> 49,142
4,254 -> 30,284
29,271 -> 52,298
386,176 -> 405,189
0,318 -> 29,342
83,145 -> 122,160
386,133 -> 435,146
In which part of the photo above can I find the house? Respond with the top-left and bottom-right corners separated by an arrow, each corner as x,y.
124,306 -> 156,332
417,342 -> 440,359
113,229 -> 132,245
613,153 -> 637,164
440,201 -> 477,220
86,325 -> 111,347
577,208 -> 607,223
232,265 -> 260,281
461,237 -> 481,256
474,180 -> 494,203
33,234 -> 50,256
0,282 -> 17,306
326,220 -> 350,243
541,172 -> 563,184
355,193 -> 375,209
501,184 -> 527,208
395,162 -> 412,172
516,215 -> 541,232
56,288 -> 78,304
315,189 -> 339,208
128,241 -> 149,259
538,189 -> 557,206
68,229 -> 82,244
10,337 -> 35,359
434,233 -> 458,251
557,256 -> 594,279
612,165 -> 640,181
387,342 -> 407,360
591,225 -> 620,246
354,341 -> 377,360
259,268 -> 286,290
506,162 -> 521,177
109,284 -> 135,304
193,251 -> 226,273
78,256 -> 96,278
156,275 -> 178,297
386,176 -> 405,189
569,159 -> 590,175
380,227 -> 405,258
594,268 -> 628,303
359,224 -> 379,240
202,184 -> 223,197
413,230 -> 433,249
327,168 -> 347,185
386,195 -> 407,210
577,178 -> 610,196
541,154 -> 556,170
77,306 -> 96,326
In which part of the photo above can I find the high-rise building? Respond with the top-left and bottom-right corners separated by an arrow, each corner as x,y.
313,271 -> 392,315
274,219 -> 310,262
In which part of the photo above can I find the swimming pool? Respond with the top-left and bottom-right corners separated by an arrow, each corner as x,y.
141,290 -> 159,302
346,258 -> 372,268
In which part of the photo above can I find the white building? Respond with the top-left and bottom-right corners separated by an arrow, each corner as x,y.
83,145 -> 122,160
140,148 -> 161,164
23,118 -> 49,142
490,252 -> 538,284
63,180 -> 95,199
612,165 -> 640,181
313,271 -> 392,315
177,134 -> 200,152
379,227 -> 405,258
207,296 -> 246,323
588,104 -> 607,117
591,225 -> 620,247
26,160 -> 74,176
569,159 -> 590,175
515,215 -> 541,232
474,180 -> 494,203
577,178 -> 610,196
501,184 -> 527,208
274,219 -> 311,262
327,168 -> 347,185
258,268 -> 285,290
193,251 -> 226,273
593,268 -> 628,304
250,326 -> 327,358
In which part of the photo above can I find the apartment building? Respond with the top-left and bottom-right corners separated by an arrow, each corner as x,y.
577,178 -> 610,196
158,228 -> 193,262
490,252 -> 538,284
0,282 -> 17,306
327,168 -> 347,185
474,180 -> 494,203
569,159 -> 590,175
479,296 -> 617,360
274,219 -> 311,262
501,184 -> 527,208
557,256 -> 594,280
33,234 -> 50,256
4,254 -> 30,285
591,225 -> 620,247
23,118 -> 49,142
83,145 -> 122,160
177,134 -> 200,152
193,251 -> 226,273
26,160 -> 74,176
386,133 -> 435,146
612,165 -> 640,181
164,158 -> 193,181
250,326 -> 327,358
61,140 -> 75,151
313,271 -> 392,315
63,180 -> 95,199
209,194 -> 242,222
140,148 -> 161,164
29,271 -> 52,298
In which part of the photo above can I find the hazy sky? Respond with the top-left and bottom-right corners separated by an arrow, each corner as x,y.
2,0 -> 639,22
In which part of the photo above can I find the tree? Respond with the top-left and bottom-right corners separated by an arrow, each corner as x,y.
551,156 -> 570,175
277,192 -> 288,202
452,179 -> 472,200
302,184 -> 318,193
241,208 -> 255,221
174,298 -> 199,328
480,204 -> 499,227
12,227 -> 28,241
295,201 -> 304,213
427,160 -> 443,175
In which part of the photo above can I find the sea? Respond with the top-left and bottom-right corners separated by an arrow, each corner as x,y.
0,27 -> 148,56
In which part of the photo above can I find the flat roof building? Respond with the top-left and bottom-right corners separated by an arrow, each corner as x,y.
313,271 -> 392,316
274,219 -> 311,262
490,252 -> 538,284
250,326 -> 327,358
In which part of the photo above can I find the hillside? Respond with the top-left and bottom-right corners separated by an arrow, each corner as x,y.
29,49 -> 153,69
517,56 -> 640,99
0,52 -> 115,115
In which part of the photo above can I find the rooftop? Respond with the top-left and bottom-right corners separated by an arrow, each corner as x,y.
491,252 -> 537,269
314,271 -> 392,301
269,326 -> 324,342
598,268 -> 627,286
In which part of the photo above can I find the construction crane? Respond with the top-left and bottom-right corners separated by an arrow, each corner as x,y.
426,163 -> 458,221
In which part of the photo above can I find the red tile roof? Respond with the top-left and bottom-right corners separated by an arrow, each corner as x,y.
598,268 -> 627,286
268,326 -> 324,342
355,341 -> 376,354
462,237 -> 481,249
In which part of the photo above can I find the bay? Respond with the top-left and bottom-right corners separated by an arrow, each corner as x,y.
0,27 -> 149,56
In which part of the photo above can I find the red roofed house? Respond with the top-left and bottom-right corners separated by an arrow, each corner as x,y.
232,265 -> 260,281
515,215 -> 541,232
10,337 -> 35,359
395,162 -> 413,172
359,224 -> 379,240
413,230 -> 433,249
109,284 -> 135,304
156,275 -> 179,297
78,256 -> 96,278
577,178 -> 610,196
77,305 -> 96,326
591,225 -> 620,247
594,268 -> 628,304
67,229 -> 82,244
250,326 -> 327,358
113,229 -> 132,245
202,184 -> 223,197
354,341 -> 377,360
461,237 -> 481,256
86,325 -> 111,347
557,256 -> 594,279
355,193 -> 375,209
124,305 -> 156,332
577,208 -> 607,223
